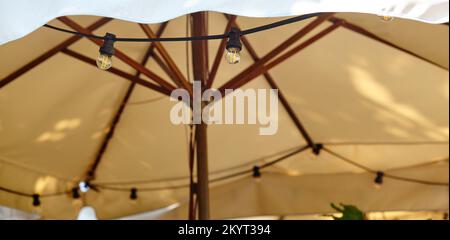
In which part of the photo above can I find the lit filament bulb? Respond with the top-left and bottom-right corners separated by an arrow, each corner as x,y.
225,47 -> 241,64
96,54 -> 113,70
97,33 -> 116,70
380,15 -> 394,22
225,28 -> 242,64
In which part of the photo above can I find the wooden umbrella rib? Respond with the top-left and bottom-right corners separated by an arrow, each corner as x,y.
219,13 -> 334,92
261,21 -> 342,76
226,15 -> 316,148
329,17 -> 448,70
222,20 -> 342,92
61,49 -> 170,96
84,22 -> 169,181
152,52 -> 179,82
57,17 -> 177,92
0,18 -> 112,89
134,22 -> 178,89
207,15 -> 237,88
139,24 -> 193,94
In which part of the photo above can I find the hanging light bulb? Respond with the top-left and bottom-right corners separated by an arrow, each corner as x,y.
312,143 -> 323,156
79,181 -> 89,193
32,194 -> 42,214
71,187 -> 83,209
308,143 -> 323,160
96,33 -> 116,70
379,15 -> 394,22
374,171 -> 384,190
225,28 -> 242,64
252,166 -> 261,183
77,206 -> 98,220
72,187 -> 80,199
130,188 -> 138,202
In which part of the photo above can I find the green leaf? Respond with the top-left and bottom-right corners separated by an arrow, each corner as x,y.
330,203 -> 365,220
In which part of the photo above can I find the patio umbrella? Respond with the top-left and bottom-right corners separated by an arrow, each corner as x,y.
0,0 -> 448,219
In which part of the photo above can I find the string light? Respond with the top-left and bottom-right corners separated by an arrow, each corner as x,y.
374,171 -> 384,189
307,143 -> 323,160
0,145 -> 448,200
32,194 -> 40,207
130,188 -> 138,201
380,15 -> 394,22
225,28 -> 242,64
79,181 -> 90,193
43,13 -> 321,68
44,13 -> 321,43
32,194 -> 42,214
72,187 -> 80,199
379,7 -> 394,22
252,166 -> 261,183
97,33 -> 116,70
71,187 -> 83,208
312,143 -> 323,156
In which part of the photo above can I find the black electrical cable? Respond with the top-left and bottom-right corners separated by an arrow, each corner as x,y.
92,145 -> 310,192
0,187 -> 70,198
1,141 -> 443,187
92,145 -> 303,186
44,23 -> 226,42
43,13 -> 323,42
322,141 -> 448,146
0,145 -> 310,195
322,147 -> 449,186
1,144 -> 448,196
240,13 -> 321,35
95,145 -> 448,192
0,186 -> 30,197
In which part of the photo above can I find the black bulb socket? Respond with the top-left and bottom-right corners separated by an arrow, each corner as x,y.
32,194 -> 40,207
226,28 -> 242,51
252,166 -> 261,178
130,188 -> 138,200
375,171 -> 384,185
312,143 -> 323,156
72,187 -> 80,199
99,33 -> 116,56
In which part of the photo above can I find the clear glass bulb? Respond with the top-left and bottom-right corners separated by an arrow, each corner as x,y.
130,198 -> 138,205
32,205 -> 42,215
254,177 -> 261,184
225,47 -> 241,64
374,183 -> 382,190
96,54 -> 113,70
380,15 -> 394,22
307,150 -> 320,161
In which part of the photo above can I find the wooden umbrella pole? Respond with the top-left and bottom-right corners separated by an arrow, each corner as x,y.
191,12 -> 210,220
195,113 -> 209,219
188,124 -> 197,220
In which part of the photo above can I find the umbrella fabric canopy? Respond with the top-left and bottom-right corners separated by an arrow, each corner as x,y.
0,2 -> 448,219
0,0 -> 449,44
0,205 -> 38,220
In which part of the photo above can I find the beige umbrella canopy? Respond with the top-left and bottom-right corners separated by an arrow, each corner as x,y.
0,11 -> 448,219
